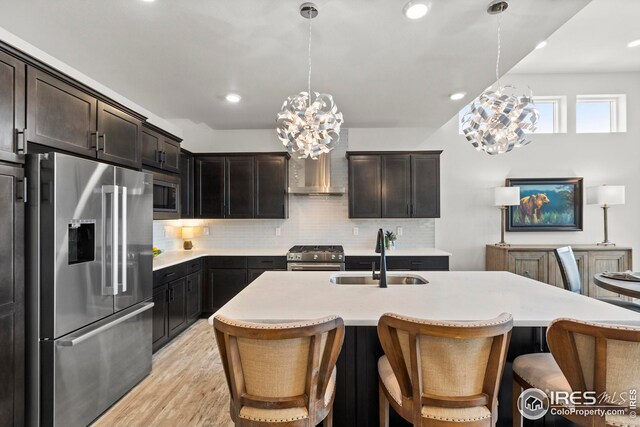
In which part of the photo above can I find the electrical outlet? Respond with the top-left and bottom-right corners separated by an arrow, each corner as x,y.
397,226 -> 403,236
275,227 -> 281,236
163,226 -> 169,238
353,227 -> 359,236
202,226 -> 210,236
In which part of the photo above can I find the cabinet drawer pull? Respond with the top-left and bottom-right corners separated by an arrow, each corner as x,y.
260,260 -> 274,264
15,128 -> 27,154
411,261 -> 423,265
17,177 -> 27,203
165,272 -> 176,278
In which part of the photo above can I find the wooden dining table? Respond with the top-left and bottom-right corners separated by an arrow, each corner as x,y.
594,273 -> 640,299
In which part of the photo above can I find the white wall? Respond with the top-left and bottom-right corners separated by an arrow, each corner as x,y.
165,72 -> 640,270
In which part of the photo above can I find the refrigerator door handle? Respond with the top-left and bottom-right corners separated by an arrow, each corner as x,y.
120,186 -> 127,293
57,302 -> 154,347
102,185 -> 119,296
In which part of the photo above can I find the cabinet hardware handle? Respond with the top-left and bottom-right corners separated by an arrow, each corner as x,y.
160,151 -> 167,164
98,133 -> 106,151
90,131 -> 99,151
165,272 -> 176,278
15,128 -> 27,155
523,271 -> 531,278
411,261 -> 422,265
410,204 -> 414,216
156,150 -> 161,164
17,177 -> 27,203
407,204 -> 410,216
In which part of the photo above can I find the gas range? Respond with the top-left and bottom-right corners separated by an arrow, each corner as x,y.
286,245 -> 345,271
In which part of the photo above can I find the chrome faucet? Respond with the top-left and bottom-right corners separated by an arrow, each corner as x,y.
372,228 -> 388,288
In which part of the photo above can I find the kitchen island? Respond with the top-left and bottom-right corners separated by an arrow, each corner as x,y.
210,271 -> 640,426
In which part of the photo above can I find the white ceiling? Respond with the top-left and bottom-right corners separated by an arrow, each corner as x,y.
513,0 -> 640,74
0,0 -> 590,129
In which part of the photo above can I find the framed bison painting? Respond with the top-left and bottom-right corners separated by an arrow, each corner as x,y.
506,177 -> 583,232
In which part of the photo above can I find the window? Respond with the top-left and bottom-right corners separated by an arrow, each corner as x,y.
530,96 -> 567,134
458,95 -> 566,134
576,95 -> 627,133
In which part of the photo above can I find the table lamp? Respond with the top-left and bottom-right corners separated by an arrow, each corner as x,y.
494,187 -> 520,246
587,185 -> 625,246
182,226 -> 194,250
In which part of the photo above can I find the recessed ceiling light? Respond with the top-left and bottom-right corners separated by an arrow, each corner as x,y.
535,40 -> 547,49
449,92 -> 466,101
628,39 -> 640,48
225,93 -> 241,103
403,1 -> 428,20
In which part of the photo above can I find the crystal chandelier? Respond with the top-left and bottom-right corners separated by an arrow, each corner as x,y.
276,3 -> 344,159
461,0 -> 539,155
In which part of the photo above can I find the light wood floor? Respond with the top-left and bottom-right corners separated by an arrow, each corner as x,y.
92,320 -> 234,427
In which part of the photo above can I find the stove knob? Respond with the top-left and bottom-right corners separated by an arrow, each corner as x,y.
314,254 -> 318,260
331,254 -> 335,260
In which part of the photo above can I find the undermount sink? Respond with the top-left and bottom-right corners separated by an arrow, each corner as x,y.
330,274 -> 428,285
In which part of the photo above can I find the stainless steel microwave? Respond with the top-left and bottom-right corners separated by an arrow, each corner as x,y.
148,170 -> 180,219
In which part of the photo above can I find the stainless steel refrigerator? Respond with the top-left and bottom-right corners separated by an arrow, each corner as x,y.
26,152 -> 154,427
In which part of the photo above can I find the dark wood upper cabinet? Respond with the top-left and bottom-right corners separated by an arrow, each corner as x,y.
0,164 -> 25,427
348,155 -> 381,218
347,151 -> 441,219
381,154 -> 411,218
411,153 -> 440,218
161,137 -> 180,173
255,155 -> 288,218
196,156 -> 225,218
140,126 -> 181,173
26,66 -> 97,157
180,151 -> 195,219
96,101 -> 141,169
195,153 -> 288,219
225,156 -> 254,219
0,51 -> 25,164
141,127 -> 161,169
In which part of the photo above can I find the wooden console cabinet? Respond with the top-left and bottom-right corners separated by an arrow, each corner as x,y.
486,244 -> 632,299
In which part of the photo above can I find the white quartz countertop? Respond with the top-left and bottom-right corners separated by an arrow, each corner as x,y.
153,248 -> 451,271
153,249 -> 290,270
209,271 -> 640,327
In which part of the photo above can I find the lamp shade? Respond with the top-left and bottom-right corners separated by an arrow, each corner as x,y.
587,185 -> 625,206
181,226 -> 194,239
494,187 -> 520,206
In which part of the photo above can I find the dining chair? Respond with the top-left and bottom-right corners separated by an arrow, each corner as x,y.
513,318 -> 640,427
377,312 -> 513,427
555,246 -> 640,312
213,314 -> 345,427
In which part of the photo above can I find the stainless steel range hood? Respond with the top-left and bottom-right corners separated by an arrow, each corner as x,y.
288,154 -> 345,195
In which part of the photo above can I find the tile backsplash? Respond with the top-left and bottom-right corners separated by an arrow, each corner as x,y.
153,130 -> 436,251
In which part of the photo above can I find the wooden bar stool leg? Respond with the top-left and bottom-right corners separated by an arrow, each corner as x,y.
512,378 -> 523,427
379,380 -> 389,427
323,407 -> 333,427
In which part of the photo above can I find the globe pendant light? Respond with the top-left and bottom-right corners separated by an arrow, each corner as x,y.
461,0 -> 539,155
276,3 -> 344,159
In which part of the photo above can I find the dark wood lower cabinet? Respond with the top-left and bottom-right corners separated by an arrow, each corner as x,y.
152,284 -> 169,352
345,256 -> 449,271
168,278 -> 187,338
0,163 -> 24,427
205,268 -> 247,313
153,261 -> 203,353
185,272 -> 201,324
